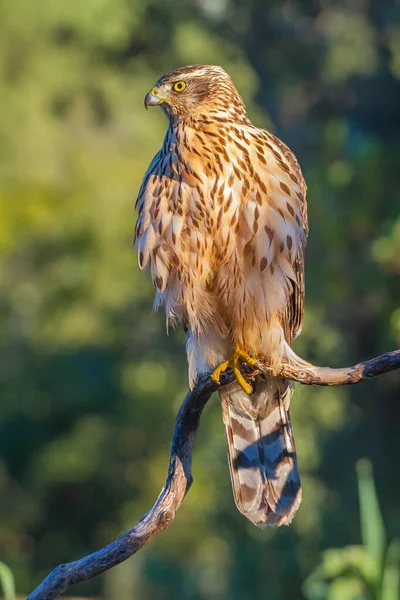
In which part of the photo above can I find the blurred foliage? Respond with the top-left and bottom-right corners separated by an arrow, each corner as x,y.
0,561 -> 16,600
303,460 -> 400,600
0,0 -> 399,598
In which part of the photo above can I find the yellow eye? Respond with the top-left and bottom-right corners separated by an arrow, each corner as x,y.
173,81 -> 186,93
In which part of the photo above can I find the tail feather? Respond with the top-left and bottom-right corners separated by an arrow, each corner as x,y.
219,376 -> 302,528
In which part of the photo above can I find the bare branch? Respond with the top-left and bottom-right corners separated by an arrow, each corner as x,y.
27,347 -> 400,599
256,348 -> 400,385
26,376 -> 218,600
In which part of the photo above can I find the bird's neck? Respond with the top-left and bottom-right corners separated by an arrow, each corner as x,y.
168,110 -> 250,132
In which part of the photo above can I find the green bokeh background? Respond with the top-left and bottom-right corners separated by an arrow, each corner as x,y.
0,0 -> 399,597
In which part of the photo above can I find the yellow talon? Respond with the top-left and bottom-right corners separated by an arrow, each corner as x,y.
233,363 -> 253,394
211,345 -> 257,394
211,359 -> 230,383
236,347 -> 257,368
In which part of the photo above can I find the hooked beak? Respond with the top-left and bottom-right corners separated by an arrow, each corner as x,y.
144,87 -> 165,109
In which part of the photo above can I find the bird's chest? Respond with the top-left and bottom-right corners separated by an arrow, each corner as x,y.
136,123 -> 272,287
168,127 -> 245,238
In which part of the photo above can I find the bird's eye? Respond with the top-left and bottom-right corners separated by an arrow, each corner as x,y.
173,81 -> 186,93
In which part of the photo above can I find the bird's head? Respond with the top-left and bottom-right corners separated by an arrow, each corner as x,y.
144,65 -> 247,123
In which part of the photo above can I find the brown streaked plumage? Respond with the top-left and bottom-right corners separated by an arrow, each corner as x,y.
135,65 -> 308,527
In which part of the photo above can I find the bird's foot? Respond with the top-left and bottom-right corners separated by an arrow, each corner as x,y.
211,345 -> 257,394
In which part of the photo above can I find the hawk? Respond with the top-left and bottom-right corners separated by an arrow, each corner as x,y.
135,65 -> 308,527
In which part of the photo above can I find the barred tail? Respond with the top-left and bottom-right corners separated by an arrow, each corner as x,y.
219,376 -> 302,528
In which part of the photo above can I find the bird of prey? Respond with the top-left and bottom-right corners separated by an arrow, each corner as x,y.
135,65 -> 308,527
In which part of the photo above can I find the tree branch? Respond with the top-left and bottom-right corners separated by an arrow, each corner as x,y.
27,347 -> 400,599
26,376 -> 218,600
257,348 -> 400,385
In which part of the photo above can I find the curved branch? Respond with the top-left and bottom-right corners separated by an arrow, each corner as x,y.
26,376 -> 218,600
27,347 -> 400,599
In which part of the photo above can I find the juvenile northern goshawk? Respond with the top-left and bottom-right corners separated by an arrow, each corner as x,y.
135,65 -> 308,527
